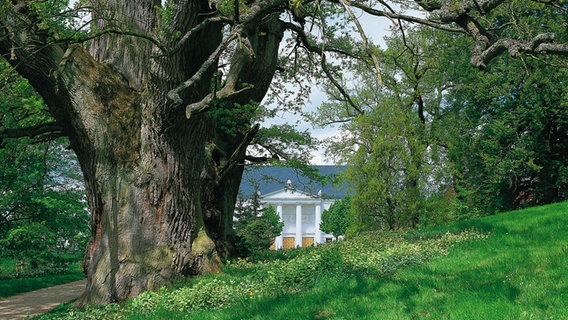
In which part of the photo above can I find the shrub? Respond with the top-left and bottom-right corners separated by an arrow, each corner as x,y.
320,196 -> 352,239
0,222 -> 57,269
234,192 -> 284,256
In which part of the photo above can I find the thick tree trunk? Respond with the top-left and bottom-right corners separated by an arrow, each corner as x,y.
1,0 -> 282,306
57,47 -> 252,305
48,47 -> 215,304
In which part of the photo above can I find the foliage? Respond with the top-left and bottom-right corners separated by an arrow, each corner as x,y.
435,5 -> 568,213
210,101 -> 257,137
247,245 -> 314,263
249,125 -> 317,163
315,26 -> 457,231
1,222 -> 56,268
36,201 -> 568,320
2,0 -> 568,307
320,195 -> 351,239
34,224 -> 488,319
315,21 -> 567,228
234,191 -> 284,256
445,53 -> 568,214
0,60 -> 89,263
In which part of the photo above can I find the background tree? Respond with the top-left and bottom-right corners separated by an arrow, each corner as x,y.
445,46 -> 568,214
320,195 -> 351,240
0,60 -> 89,265
234,195 -> 283,254
1,222 -> 56,269
314,15 -> 567,229
1,0 -> 567,306
313,25 -> 455,230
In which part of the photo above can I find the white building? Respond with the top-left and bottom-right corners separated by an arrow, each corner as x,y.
239,166 -> 347,249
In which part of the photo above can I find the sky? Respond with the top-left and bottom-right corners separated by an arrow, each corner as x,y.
261,9 -> 395,165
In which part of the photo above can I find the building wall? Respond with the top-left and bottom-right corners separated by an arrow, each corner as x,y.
262,194 -> 336,249
282,205 -> 296,234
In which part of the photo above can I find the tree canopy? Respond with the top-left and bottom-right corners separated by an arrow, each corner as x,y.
312,19 -> 567,230
0,0 -> 566,306
320,195 -> 351,239
0,59 -> 89,271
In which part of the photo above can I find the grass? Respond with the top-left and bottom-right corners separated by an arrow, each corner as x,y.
37,201 -> 568,319
179,202 -> 568,320
0,258 -> 85,298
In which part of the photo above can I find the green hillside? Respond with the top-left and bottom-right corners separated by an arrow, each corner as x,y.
195,202 -> 568,320
39,202 -> 568,319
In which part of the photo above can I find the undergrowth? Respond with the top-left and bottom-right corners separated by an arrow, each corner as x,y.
34,228 -> 487,319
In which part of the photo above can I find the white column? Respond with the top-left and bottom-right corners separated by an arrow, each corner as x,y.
276,204 -> 283,249
295,203 -> 302,247
315,201 -> 322,245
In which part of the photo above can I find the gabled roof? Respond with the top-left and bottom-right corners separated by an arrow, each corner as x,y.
238,165 -> 349,199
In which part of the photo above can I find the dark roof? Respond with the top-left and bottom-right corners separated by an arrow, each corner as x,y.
239,165 -> 349,199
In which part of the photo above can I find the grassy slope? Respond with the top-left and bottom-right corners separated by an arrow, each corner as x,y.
190,201 -> 568,320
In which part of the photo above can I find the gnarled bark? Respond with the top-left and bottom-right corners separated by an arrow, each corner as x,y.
1,0 -> 282,306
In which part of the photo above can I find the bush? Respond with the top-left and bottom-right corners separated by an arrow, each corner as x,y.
0,222 -> 57,269
247,245 -> 314,262
234,201 -> 283,256
320,196 -> 352,239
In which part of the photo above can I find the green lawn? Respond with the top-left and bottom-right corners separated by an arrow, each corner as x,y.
37,201 -> 567,319
189,202 -> 568,320
0,258 -> 85,298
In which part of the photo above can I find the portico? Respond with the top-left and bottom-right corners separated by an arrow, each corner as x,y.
238,165 -> 348,249
261,185 -> 334,249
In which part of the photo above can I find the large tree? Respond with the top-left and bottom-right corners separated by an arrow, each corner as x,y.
312,25 -> 457,231
1,0 -> 566,306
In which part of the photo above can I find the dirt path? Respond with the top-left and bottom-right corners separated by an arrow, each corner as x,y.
0,280 -> 86,320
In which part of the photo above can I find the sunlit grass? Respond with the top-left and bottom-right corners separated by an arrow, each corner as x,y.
36,201 -> 567,319
185,202 -> 568,320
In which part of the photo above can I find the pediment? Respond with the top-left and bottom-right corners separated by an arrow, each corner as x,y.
261,188 -> 318,201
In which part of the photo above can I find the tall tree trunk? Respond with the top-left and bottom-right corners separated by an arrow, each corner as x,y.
50,47 -> 224,304
0,0 -> 283,306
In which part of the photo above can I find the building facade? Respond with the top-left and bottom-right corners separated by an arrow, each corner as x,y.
261,185 -> 335,249
238,166 -> 347,249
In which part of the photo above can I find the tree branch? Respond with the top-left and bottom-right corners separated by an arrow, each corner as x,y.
219,124 -> 260,179
166,27 -> 241,108
256,142 -> 292,160
161,16 -> 231,57
244,155 -> 272,163
282,21 -> 364,115
417,0 -> 568,67
183,29 -> 258,119
0,122 -> 65,147
349,1 -> 465,33
338,0 -> 382,86
320,53 -> 364,115
467,28 -> 567,67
